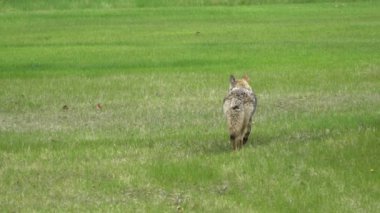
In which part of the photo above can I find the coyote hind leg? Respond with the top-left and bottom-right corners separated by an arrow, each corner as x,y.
238,137 -> 244,149
230,134 -> 237,150
230,134 -> 244,150
243,118 -> 252,145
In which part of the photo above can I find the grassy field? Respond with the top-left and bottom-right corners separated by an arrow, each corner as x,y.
1,1 -> 379,212
0,0 -> 370,11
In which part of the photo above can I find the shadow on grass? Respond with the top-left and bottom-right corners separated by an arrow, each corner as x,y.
189,135 -> 231,155
194,131 -> 275,154
192,141 -> 229,155
247,130 -> 278,148
140,130 -> 276,155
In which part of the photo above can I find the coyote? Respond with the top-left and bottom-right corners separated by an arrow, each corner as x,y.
223,75 -> 257,150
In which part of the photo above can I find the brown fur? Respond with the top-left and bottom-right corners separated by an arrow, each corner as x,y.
223,75 -> 257,150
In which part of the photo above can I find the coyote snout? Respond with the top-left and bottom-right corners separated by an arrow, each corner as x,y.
223,75 -> 257,150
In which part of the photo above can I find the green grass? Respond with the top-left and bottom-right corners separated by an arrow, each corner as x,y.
1,1 -> 379,212
0,0 -> 371,11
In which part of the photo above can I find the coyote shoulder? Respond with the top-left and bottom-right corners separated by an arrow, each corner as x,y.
223,75 -> 257,150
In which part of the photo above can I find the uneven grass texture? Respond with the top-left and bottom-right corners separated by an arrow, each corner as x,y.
0,2 -> 379,212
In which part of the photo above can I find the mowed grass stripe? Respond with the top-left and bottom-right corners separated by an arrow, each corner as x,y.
1,3 -> 379,76
0,2 -> 379,212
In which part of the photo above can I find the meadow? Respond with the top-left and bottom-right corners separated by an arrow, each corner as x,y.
0,1 -> 379,212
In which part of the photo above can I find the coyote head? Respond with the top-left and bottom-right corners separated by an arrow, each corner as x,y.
229,75 -> 252,91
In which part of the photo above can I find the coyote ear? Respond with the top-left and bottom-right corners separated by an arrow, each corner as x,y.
243,74 -> 250,82
230,75 -> 236,85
